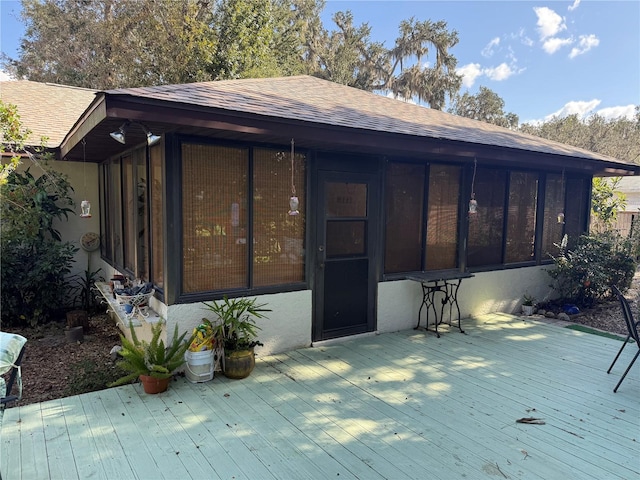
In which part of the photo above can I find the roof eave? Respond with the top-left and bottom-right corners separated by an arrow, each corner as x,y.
59,93 -> 107,159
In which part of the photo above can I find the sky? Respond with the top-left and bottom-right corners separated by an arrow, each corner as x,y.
1,0 -> 638,124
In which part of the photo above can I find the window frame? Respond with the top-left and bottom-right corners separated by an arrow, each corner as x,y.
171,136 -> 309,304
382,159 -> 591,277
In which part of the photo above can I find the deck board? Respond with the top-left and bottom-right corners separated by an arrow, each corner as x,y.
2,314 -> 638,480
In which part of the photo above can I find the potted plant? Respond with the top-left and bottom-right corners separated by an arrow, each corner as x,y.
203,296 -> 270,379
521,294 -> 536,316
109,322 -> 192,393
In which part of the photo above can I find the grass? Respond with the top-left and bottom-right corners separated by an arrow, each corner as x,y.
65,359 -> 125,396
565,324 -> 629,342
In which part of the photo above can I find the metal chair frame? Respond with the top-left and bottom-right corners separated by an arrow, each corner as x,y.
607,286 -> 640,393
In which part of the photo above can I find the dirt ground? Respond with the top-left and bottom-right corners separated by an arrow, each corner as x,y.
3,273 -> 636,407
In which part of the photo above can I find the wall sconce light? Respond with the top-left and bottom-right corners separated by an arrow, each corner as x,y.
288,138 -> 300,216
109,121 -> 161,146
468,194 -> 478,214
289,196 -> 300,216
468,157 -> 478,214
557,212 -> 565,224
80,199 -> 92,218
109,123 -> 127,144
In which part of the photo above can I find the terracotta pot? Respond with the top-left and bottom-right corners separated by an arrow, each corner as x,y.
139,374 -> 170,394
223,348 -> 255,379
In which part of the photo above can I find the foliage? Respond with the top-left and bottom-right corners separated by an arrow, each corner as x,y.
448,86 -> 519,129
65,359 -> 125,396
5,0 -> 318,88
7,1 -> 462,108
0,100 -> 32,184
109,322 -> 192,386
209,0 -> 319,80
522,294 -> 536,306
6,0 -> 216,88
308,11 -> 462,109
1,166 -> 78,326
203,296 -> 270,351
547,232 -> 637,308
591,177 -> 626,231
67,268 -> 105,313
519,108 -> 640,164
630,216 -> 640,260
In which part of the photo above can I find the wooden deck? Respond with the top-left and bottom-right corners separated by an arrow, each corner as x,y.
2,314 -> 638,479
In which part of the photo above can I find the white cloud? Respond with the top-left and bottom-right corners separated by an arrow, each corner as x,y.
569,34 -> 599,58
568,0 -> 581,12
484,63 -> 516,81
596,105 -> 637,121
0,70 -> 15,81
385,91 -> 416,105
457,63 -> 483,88
542,36 -> 573,54
534,7 -> 567,40
481,37 -> 500,58
544,99 -> 602,120
457,61 -> 524,88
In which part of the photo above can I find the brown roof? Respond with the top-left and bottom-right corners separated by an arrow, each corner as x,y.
0,80 -> 96,147
106,75 -> 632,167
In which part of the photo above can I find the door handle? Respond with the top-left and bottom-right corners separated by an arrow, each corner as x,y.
318,245 -> 325,269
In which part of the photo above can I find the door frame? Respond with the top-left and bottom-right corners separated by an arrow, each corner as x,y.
312,165 -> 382,342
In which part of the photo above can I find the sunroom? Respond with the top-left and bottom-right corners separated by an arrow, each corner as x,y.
58,75 -> 638,354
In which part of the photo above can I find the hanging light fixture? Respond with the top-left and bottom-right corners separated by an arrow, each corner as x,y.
80,138 -> 91,218
468,157 -> 478,214
288,138 -> 299,216
109,120 -> 161,146
140,124 -> 162,146
109,122 -> 128,144
557,168 -> 565,224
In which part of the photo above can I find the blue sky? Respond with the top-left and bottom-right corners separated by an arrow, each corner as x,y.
1,0 -> 638,124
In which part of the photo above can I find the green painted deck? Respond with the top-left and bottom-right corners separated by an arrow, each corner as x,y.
2,314 -> 638,479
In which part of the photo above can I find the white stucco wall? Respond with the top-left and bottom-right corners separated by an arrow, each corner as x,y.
47,160 -> 107,277
166,290 -> 313,357
159,265 -> 553,356
18,159 -> 110,279
455,266 -> 553,317
376,265 -> 553,335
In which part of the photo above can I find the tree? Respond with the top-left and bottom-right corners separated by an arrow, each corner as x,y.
0,100 -> 32,184
5,0 -> 216,88
591,177 -> 627,231
1,102 -> 78,326
307,12 -> 462,109
448,86 -> 519,129
209,0 -> 321,80
519,108 -> 640,164
4,0 -> 322,89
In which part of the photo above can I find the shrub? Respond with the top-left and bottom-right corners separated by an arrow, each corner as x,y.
547,231 -> 636,308
0,167 -> 77,326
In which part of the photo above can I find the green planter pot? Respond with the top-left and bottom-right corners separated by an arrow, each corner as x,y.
223,348 -> 255,379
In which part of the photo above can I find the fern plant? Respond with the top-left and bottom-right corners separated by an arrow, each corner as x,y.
109,322 -> 192,386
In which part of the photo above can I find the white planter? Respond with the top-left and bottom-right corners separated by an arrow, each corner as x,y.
521,305 -> 535,316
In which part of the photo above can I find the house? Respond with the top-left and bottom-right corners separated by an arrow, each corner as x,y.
609,176 -> 640,237
2,76 -> 638,355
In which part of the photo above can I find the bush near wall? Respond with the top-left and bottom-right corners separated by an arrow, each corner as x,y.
547,231 -> 637,308
0,168 -> 77,326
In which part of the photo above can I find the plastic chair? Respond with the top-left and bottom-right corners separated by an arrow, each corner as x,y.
0,332 -> 27,414
607,286 -> 640,393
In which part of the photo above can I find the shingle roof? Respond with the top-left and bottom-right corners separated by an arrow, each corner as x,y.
106,75 -> 629,165
0,80 -> 96,147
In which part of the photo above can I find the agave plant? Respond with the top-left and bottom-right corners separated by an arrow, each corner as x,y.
109,322 -> 192,386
